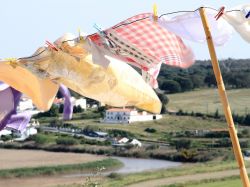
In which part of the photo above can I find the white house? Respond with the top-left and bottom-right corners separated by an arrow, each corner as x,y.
101,108 -> 162,124
17,97 -> 34,112
13,126 -> 38,141
118,137 -> 129,144
70,97 -> 87,109
0,129 -> 12,137
130,139 -> 142,147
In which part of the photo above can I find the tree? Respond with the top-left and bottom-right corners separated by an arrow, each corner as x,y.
174,139 -> 192,150
59,104 -> 64,113
160,80 -> 181,93
190,74 -> 204,88
73,105 -> 83,113
175,77 -> 193,91
204,72 -> 216,87
156,91 -> 169,114
49,119 -> 63,127
35,104 -> 59,117
244,114 -> 250,126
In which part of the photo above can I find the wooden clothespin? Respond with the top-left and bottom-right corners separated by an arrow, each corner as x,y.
5,58 -> 18,68
153,3 -> 158,22
45,40 -> 58,51
214,6 -> 225,20
78,28 -> 84,41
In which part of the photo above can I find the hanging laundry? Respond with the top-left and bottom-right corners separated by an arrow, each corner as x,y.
223,4 -> 250,43
142,63 -> 162,89
0,84 -> 22,130
0,82 -> 73,131
6,112 -> 32,133
88,13 -> 195,88
0,61 -> 59,111
59,84 -> 73,120
156,9 -> 233,46
18,34 -> 161,114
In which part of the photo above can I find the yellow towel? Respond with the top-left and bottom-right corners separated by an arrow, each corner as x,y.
0,61 -> 59,111
19,35 -> 161,113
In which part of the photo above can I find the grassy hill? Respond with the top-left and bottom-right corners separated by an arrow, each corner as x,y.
167,88 -> 250,115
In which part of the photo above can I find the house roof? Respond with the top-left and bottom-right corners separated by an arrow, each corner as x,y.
94,131 -> 108,136
53,97 -> 63,104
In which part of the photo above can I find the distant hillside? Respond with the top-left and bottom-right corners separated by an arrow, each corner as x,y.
158,58 -> 250,93
168,88 -> 250,115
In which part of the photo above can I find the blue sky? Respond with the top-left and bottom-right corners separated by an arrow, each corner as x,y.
1,0 -> 249,60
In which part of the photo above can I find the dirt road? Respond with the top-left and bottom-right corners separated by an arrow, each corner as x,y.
0,149 -> 105,169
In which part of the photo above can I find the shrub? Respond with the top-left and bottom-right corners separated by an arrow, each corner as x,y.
73,105 -> 83,113
108,172 -> 122,179
32,134 -> 48,144
35,104 -> 59,117
146,144 -> 159,150
241,129 -> 250,137
214,109 -> 220,119
49,119 -> 63,127
108,129 -> 135,138
56,137 -> 78,146
173,139 -> 192,150
215,138 -> 232,147
144,128 -> 157,133
1,135 -> 12,142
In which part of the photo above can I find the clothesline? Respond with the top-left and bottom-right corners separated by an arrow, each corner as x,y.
16,6 -> 240,61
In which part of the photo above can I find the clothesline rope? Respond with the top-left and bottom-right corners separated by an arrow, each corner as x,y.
16,6 -> 242,60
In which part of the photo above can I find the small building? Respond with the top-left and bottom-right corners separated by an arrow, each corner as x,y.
17,97 -> 34,112
84,131 -> 108,138
101,108 -> 162,124
129,139 -> 142,147
0,129 -> 12,137
72,97 -> 87,109
118,137 -> 129,144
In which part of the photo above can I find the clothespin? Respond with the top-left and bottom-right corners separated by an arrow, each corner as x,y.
153,3 -> 158,22
93,23 -> 111,47
245,11 -> 250,19
214,6 -> 225,20
93,23 -> 105,36
5,58 -> 18,68
45,40 -> 58,51
78,28 -> 84,41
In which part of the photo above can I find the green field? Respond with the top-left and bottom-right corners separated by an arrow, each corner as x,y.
186,178 -> 241,187
67,115 -> 230,141
168,88 -> 250,115
0,158 -> 122,178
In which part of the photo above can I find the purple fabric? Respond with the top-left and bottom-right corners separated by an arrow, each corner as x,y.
0,87 -> 22,131
59,84 -> 73,120
6,112 -> 32,132
0,83 -> 72,132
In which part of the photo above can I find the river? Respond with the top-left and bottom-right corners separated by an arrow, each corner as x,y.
64,156 -> 181,178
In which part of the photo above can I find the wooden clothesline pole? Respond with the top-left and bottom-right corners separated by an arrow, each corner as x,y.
199,7 -> 250,187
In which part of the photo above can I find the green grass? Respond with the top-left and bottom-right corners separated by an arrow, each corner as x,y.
168,88 -> 250,115
0,158 -> 122,178
159,176 -> 241,187
58,115 -> 229,142
186,178 -> 241,187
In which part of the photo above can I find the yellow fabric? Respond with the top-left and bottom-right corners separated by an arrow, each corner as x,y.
19,39 -> 161,113
0,62 -> 59,111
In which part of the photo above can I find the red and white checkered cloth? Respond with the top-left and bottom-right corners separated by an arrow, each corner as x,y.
106,13 -> 195,68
